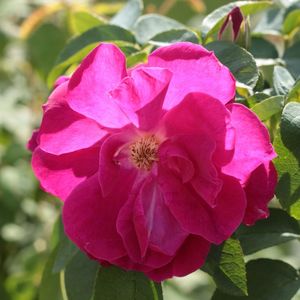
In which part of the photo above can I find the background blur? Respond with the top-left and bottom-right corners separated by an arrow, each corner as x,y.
0,0 -> 299,299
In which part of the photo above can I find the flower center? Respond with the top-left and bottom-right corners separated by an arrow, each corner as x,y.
130,135 -> 159,171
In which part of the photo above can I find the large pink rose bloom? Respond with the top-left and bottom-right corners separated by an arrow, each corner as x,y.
28,42 -> 277,281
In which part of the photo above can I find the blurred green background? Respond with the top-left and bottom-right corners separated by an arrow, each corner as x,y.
0,0 -> 299,299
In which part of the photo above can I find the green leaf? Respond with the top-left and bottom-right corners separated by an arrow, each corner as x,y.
47,25 -> 136,87
250,37 -> 278,59
283,41 -> 300,78
251,95 -> 283,121
212,259 -> 300,300
283,9 -> 300,35
39,248 -> 64,300
70,11 -> 104,34
205,41 -> 259,88
27,23 -> 67,78
64,251 -> 99,300
111,0 -> 143,30
253,8 -> 285,35
127,50 -> 148,67
236,208 -> 300,255
133,14 -> 185,44
52,219 -> 78,273
203,238 -> 247,296
273,66 -> 295,96
94,266 -> 163,300
201,1 -> 272,38
287,79 -> 300,103
274,102 -> 300,219
149,29 -> 199,46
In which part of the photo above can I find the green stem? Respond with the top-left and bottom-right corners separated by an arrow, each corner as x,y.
150,280 -> 159,300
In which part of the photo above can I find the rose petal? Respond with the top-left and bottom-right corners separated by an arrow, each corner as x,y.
161,171 -> 246,244
110,67 -> 172,130
32,145 -> 100,200
146,235 -> 210,281
63,174 -> 127,261
159,135 -> 222,207
147,42 -> 235,109
67,43 -> 130,128
243,161 -> 277,225
222,104 -> 276,184
163,92 -> 235,167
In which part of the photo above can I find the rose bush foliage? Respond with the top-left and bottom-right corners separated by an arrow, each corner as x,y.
28,42 -> 277,281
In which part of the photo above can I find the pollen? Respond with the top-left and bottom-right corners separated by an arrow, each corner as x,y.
130,135 -> 159,171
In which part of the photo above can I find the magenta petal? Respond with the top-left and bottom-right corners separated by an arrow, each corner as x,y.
163,92 -> 235,167
146,235 -> 210,281
147,42 -> 235,109
99,131 -> 140,197
138,177 -> 188,256
39,105 -> 107,155
243,161 -> 277,225
159,135 -> 222,207
222,104 -> 276,184
110,67 -> 172,130
32,146 -> 100,200
27,129 -> 40,152
162,171 -> 246,244
67,43 -> 130,128
63,174 -> 127,261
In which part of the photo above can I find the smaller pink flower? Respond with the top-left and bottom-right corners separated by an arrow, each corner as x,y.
29,42 -> 277,281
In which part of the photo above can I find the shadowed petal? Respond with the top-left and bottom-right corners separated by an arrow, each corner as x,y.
222,104 -> 276,184
32,146 -> 100,201
63,174 -> 127,261
243,161 -> 277,225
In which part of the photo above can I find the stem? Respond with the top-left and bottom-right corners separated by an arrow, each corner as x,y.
150,280 -> 159,300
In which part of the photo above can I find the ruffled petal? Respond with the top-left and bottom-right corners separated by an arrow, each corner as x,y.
147,42 -> 235,109
243,161 -> 277,225
161,171 -> 246,244
110,67 -> 172,131
63,174 -> 127,261
159,135 -> 222,207
32,145 -> 100,201
163,92 -> 235,167
67,43 -> 130,128
39,80 -> 107,155
222,104 -> 276,184
146,235 -> 210,281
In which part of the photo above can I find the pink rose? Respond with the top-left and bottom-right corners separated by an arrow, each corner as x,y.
28,42 -> 277,281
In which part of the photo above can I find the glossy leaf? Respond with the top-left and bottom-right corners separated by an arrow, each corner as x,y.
206,41 -> 259,88
274,102 -> 300,219
236,208 -> 300,255
133,14 -> 185,44
273,66 -> 295,96
39,248 -> 64,300
283,9 -> 300,35
94,266 -> 163,300
283,41 -> 300,78
251,95 -> 283,121
212,259 -> 300,300
52,219 -> 78,273
149,29 -> 199,46
201,1 -> 272,38
64,251 -> 99,300
203,238 -> 247,296
27,23 -> 67,78
111,0 -> 143,29
287,79 -> 300,103
70,11 -> 104,34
